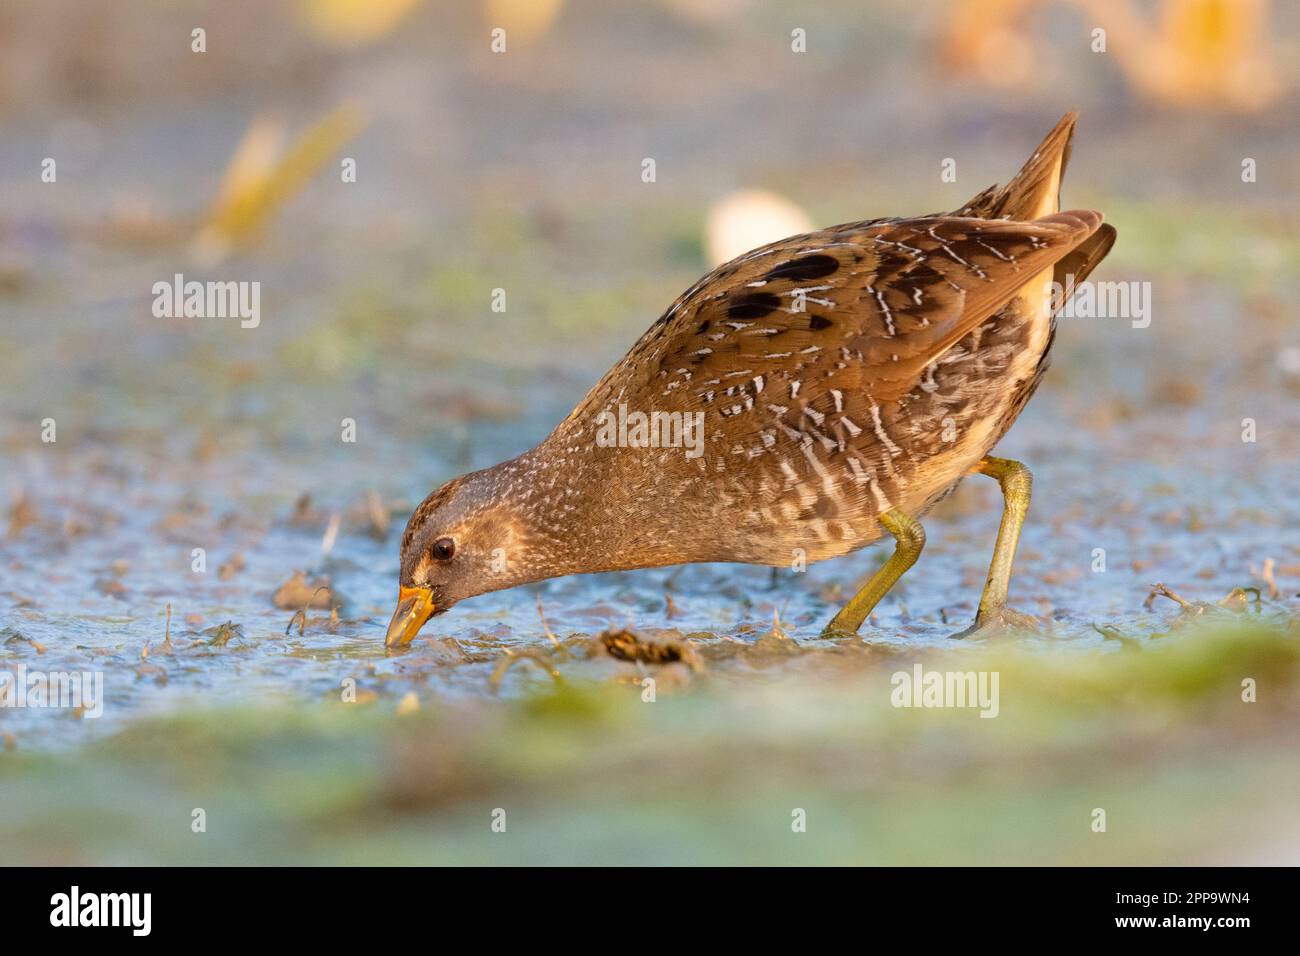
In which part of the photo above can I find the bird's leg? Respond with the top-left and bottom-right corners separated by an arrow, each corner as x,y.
953,456 -> 1039,638
820,509 -> 925,638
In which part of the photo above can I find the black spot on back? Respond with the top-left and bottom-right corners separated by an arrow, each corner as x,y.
809,314 -> 832,330
727,292 -> 782,321
765,255 -> 839,282
903,264 -> 946,288
877,252 -> 912,272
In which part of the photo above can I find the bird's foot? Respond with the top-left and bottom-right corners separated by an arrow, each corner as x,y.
818,622 -> 860,640
951,606 -> 1040,640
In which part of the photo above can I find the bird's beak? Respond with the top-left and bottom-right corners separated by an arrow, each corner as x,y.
384,585 -> 436,648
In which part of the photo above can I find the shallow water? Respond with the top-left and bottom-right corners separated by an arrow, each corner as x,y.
4,296 -> 1296,751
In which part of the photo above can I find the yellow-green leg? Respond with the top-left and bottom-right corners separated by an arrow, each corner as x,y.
954,455 -> 1038,638
820,509 -> 925,638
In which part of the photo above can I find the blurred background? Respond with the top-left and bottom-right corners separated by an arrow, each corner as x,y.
1,0 -> 1298,864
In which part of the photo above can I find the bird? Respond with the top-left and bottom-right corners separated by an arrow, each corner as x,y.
384,112 -> 1116,648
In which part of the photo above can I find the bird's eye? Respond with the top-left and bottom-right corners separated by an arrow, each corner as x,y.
432,537 -> 456,561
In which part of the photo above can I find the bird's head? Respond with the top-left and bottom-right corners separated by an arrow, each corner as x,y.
384,469 -> 535,648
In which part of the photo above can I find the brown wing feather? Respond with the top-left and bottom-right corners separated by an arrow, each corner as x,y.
1053,222 -> 1116,295
568,209 -> 1103,430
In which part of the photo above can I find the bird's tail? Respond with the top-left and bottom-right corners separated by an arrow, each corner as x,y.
956,112 -> 1116,318
957,112 -> 1078,222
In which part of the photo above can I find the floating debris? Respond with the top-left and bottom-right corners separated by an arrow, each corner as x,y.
290,493 -> 323,527
321,514 -> 341,555
218,552 -> 246,580
1251,557 -> 1280,599
1144,582 -> 1196,612
1218,587 -> 1262,613
597,628 -> 700,669
134,663 -> 168,685
664,592 -> 679,619
94,578 -> 128,599
3,630 -> 46,655
273,570 -> 342,610
535,595 -> 563,651
285,606 -> 341,637
204,621 -> 245,647
489,651 -> 564,694
5,495 -> 38,539
1145,582 -> 1264,623
365,491 -> 390,541
1092,623 -> 1141,651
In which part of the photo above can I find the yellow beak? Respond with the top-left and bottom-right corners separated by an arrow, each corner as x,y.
384,585 -> 436,648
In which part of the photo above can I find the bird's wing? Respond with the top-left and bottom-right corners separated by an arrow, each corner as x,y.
566,210 -> 1104,439
1053,222 -> 1117,297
